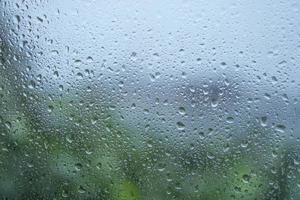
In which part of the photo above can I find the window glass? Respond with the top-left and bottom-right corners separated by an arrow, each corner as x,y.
0,0 -> 300,199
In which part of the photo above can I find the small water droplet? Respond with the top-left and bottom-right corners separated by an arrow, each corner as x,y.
242,174 -> 251,183
178,107 -> 186,115
74,60 -> 82,66
275,124 -> 286,133
264,93 -> 271,100
5,121 -> 11,129
211,97 -> 219,107
86,56 -> 93,62
241,141 -> 248,148
271,76 -> 278,84
260,116 -> 267,127
220,62 -> 227,69
13,15 -> 21,24
176,122 -> 185,130
53,71 -> 59,78
75,163 -> 82,171
76,72 -> 83,79
130,52 -> 137,61
131,103 -> 136,109
28,80 -> 36,89
78,186 -> 86,194
226,116 -> 234,123
62,190 -> 69,198
48,105 -> 54,113
96,162 -> 102,169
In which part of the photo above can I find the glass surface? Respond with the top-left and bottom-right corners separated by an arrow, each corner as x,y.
0,0 -> 300,199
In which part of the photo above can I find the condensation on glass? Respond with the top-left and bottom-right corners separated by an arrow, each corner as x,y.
0,0 -> 300,199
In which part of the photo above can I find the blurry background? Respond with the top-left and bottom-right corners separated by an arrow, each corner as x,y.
0,0 -> 300,199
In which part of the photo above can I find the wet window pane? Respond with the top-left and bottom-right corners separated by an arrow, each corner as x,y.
0,0 -> 300,199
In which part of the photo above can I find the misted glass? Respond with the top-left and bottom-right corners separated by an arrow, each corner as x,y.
0,0 -> 299,199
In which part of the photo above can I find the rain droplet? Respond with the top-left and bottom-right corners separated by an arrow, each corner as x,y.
86,56 -> 94,63
96,162 -> 102,169
226,116 -> 234,123
178,107 -> 186,115
76,72 -> 83,79
13,15 -> 21,24
78,186 -> 86,194
130,52 -> 137,61
75,163 -> 82,171
260,116 -> 267,127
220,62 -> 227,69
211,97 -> 219,107
242,174 -> 251,183
28,80 -> 36,89
275,124 -> 286,133
176,122 -> 185,130
5,121 -> 11,129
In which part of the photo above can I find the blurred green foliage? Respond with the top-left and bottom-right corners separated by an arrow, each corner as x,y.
0,34 -> 299,200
